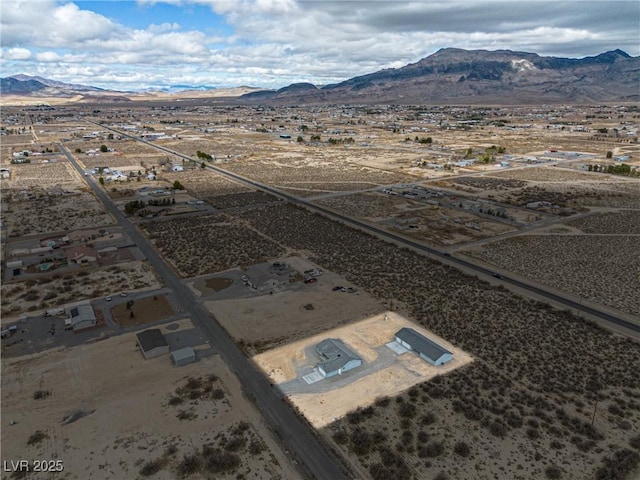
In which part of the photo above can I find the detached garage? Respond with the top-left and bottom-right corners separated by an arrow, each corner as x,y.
395,327 -> 453,366
137,329 -> 169,359
171,347 -> 196,367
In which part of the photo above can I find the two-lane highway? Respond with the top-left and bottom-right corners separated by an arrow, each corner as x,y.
59,143 -> 351,480
86,122 -> 639,336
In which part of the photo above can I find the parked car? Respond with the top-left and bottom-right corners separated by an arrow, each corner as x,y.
304,277 -> 317,284
105,296 -> 112,301
119,292 -> 128,297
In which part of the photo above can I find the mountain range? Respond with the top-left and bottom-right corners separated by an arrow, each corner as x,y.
2,48 -> 638,105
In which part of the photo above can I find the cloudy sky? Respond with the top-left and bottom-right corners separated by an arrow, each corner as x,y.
1,0 -> 638,91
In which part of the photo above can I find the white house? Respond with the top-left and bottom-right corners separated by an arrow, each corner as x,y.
316,338 -> 362,377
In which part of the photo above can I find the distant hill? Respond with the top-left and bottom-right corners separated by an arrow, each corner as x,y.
239,48 -> 640,105
0,75 -> 264,104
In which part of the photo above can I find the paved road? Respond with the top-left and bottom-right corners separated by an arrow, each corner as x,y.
59,144 -> 350,480
85,125 -> 640,336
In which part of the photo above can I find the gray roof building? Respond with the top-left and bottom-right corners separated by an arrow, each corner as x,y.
137,329 -> 169,359
65,303 -> 97,331
172,347 -> 196,367
316,338 -> 362,378
395,327 -> 453,366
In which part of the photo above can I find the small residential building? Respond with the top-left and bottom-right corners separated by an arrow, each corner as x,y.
171,347 -> 196,367
65,245 -> 98,265
395,328 -> 453,366
316,338 -> 362,378
171,165 -> 184,172
136,329 -> 169,359
65,303 -> 97,331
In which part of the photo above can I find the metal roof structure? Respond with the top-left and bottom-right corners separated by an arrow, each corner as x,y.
395,327 -> 451,361
136,329 -> 168,352
171,347 -> 196,366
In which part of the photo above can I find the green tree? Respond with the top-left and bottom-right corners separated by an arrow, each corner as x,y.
173,180 -> 185,190
98,177 -> 104,185
297,135 -> 304,143
201,161 -> 206,169
606,151 -> 613,159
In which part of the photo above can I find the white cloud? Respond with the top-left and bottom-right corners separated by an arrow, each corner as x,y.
5,48 -> 32,60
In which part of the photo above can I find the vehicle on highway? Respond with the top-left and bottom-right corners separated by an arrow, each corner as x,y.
119,292 -> 128,297
492,273 -> 503,279
105,296 -> 112,301
444,253 -> 451,257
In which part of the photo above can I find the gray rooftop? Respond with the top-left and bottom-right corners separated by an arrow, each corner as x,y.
316,338 -> 361,373
171,347 -> 196,362
136,329 -> 168,352
395,328 -> 451,361
67,303 -> 96,323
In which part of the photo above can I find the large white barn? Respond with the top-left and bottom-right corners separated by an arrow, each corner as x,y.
395,328 -> 453,366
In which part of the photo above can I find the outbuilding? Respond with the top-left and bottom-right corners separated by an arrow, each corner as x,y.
171,347 -> 196,367
316,338 -> 362,378
395,328 -> 453,366
136,329 -> 169,359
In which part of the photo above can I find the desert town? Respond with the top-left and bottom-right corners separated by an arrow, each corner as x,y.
1,100 -> 639,480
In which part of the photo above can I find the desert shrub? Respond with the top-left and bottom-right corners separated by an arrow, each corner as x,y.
454,441 -> 471,457
347,409 -> 364,424
139,458 -> 165,476
489,420 -> 508,438
177,410 -> 196,421
223,435 -> 246,452
201,446 -> 240,474
420,412 -> 436,425
372,430 -> 386,445
375,396 -> 390,407
333,431 -> 348,445
164,445 -> 178,456
433,473 -> 449,480
526,427 -> 540,439
545,465 -> 563,479
630,434 -> 640,450
168,396 -> 184,406
594,449 -> 640,480
33,390 -> 50,400
27,430 -> 48,445
248,440 -> 264,455
186,377 -> 202,390
550,440 -> 565,450
232,422 -> 250,435
349,429 -> 372,456
398,402 -> 417,418
177,454 -> 202,477
419,441 -> 444,458
189,389 -> 202,400
211,388 -> 225,400
417,431 -> 429,443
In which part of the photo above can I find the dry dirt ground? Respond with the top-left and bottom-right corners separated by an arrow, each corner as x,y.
1,262 -> 161,320
253,312 -> 473,429
0,319 -> 301,480
1,188 -> 113,237
111,295 -> 174,327
203,256 -> 384,351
